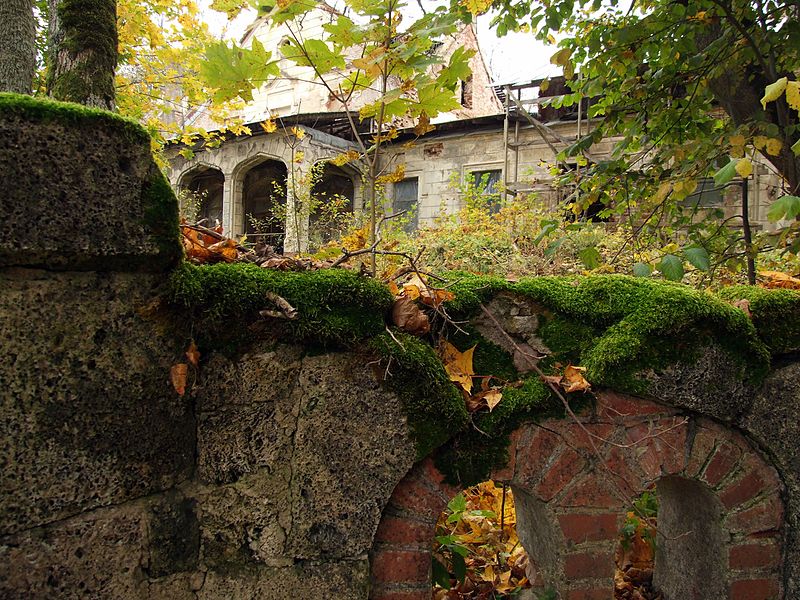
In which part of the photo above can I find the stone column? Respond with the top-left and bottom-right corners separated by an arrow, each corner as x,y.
222,169 -> 236,236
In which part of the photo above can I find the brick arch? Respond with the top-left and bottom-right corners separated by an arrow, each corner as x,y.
370,391 -> 785,600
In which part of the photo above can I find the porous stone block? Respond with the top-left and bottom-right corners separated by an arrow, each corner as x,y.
0,270 -> 193,534
197,560 -> 370,599
0,93 -> 181,271
0,503 -> 150,599
287,353 -> 417,559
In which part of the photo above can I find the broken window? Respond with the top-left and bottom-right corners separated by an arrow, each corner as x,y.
460,75 -> 474,109
394,177 -> 419,232
242,159 -> 287,251
470,169 -> 502,214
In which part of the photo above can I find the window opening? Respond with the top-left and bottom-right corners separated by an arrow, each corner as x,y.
461,75 -> 474,109
243,160 -> 287,251
682,177 -> 725,209
615,490 -> 659,600
393,177 -> 419,232
469,169 -> 503,214
182,168 -> 224,227
432,481 -> 532,599
309,163 -> 355,249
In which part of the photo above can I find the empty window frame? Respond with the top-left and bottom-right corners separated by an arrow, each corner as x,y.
393,177 -> 419,231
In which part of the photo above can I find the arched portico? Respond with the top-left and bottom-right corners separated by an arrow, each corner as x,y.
370,392 -> 786,599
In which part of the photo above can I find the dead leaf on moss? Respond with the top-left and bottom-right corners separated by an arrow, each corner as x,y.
759,270 -> 800,289
392,296 -> 430,335
564,364 -> 591,392
439,340 -> 476,394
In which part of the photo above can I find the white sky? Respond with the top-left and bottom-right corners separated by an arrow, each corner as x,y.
197,1 -> 561,84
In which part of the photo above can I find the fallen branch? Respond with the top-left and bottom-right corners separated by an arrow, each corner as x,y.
259,291 -> 298,320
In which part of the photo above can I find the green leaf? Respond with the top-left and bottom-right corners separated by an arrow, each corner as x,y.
431,557 -> 451,589
632,262 -> 652,277
450,543 -> 470,557
792,138 -> 800,156
452,552 -> 467,582
713,158 -> 737,187
767,195 -> 800,221
447,493 -> 466,514
683,246 -> 710,271
200,39 -> 279,103
658,254 -> 684,281
578,246 -> 602,269
468,509 -> 497,519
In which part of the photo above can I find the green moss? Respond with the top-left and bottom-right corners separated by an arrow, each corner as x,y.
435,376 -> 572,486
141,167 -> 182,268
371,332 -> 469,459
169,262 -> 393,352
448,274 -> 770,393
448,326 -> 518,383
0,92 -> 149,144
716,286 -> 800,355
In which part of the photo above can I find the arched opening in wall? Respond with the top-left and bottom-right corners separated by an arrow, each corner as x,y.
432,481 -> 532,599
614,490 -> 659,600
309,162 -> 355,249
242,159 -> 287,251
180,166 -> 224,227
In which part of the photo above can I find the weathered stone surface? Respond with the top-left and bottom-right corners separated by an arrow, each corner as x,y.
146,491 -> 200,578
197,559 -> 370,599
472,292 -> 550,373
196,470 -> 293,567
741,361 -> 800,598
0,503 -> 150,599
0,96 -> 180,271
287,352 -> 418,559
643,344 -> 753,420
0,269 -> 193,534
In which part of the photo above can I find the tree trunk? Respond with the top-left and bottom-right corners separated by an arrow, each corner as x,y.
0,0 -> 37,94
47,0 -> 117,110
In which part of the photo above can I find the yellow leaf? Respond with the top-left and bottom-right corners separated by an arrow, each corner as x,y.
754,135 -> 769,150
294,150 -> 304,163
787,80 -> 800,112
439,340 -> 476,394
403,283 -> 421,300
461,0 -> 492,15
290,126 -> 305,139
484,389 -> 503,411
563,364 -> 591,393
259,118 -> 277,133
735,158 -> 753,178
729,134 -> 745,147
550,47 -> 572,67
761,77 -> 788,109
765,138 -> 783,156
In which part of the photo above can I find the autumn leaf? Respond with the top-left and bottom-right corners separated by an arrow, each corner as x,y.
391,296 -> 430,335
483,389 -> 503,411
170,363 -> 188,396
259,118 -> 277,133
185,340 -> 200,367
439,340 -> 476,394
563,364 -> 591,392
414,111 -> 436,136
759,270 -> 800,289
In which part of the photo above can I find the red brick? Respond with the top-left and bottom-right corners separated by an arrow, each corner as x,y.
419,458 -> 461,501
603,447 -> 645,497
729,578 -> 780,600
566,587 -> 613,600
559,474 -> 626,510
371,550 -> 430,584
702,442 -> 743,487
720,456 -> 781,510
390,476 -> 448,522
564,423 -> 615,456
564,551 -> 615,578
729,543 -> 781,570
685,427 -> 718,477
558,512 -> 620,543
514,427 -> 562,487
536,448 -> 585,501
726,494 -> 784,535
370,591 -> 429,600
595,390 -> 666,421
374,515 -> 433,548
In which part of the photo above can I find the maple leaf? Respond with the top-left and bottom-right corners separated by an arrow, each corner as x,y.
170,363 -> 188,396
259,118 -> 277,133
439,340 -> 476,394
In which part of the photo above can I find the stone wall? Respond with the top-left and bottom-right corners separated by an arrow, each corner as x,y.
2,95 -> 800,599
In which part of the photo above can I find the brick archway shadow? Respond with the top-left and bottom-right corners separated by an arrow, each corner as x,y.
370,391 -> 785,600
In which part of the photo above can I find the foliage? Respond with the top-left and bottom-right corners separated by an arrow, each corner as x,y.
432,482 -> 532,598
202,0 -> 474,268
114,0 -> 252,156
479,0 -> 800,266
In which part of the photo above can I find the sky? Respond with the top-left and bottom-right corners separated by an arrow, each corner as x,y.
197,1 -> 562,84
